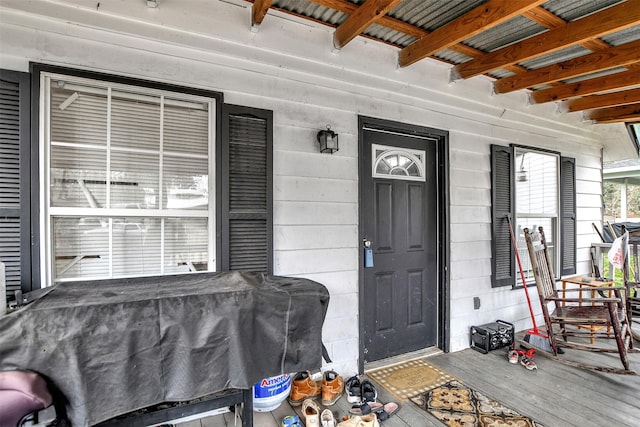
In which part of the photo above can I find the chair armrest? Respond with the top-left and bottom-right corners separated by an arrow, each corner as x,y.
546,296 -> 622,303
557,287 -> 621,292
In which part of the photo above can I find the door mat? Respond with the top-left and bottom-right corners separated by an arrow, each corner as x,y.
366,358 -> 458,401
411,379 -> 544,427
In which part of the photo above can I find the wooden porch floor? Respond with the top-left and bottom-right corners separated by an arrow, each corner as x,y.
179,338 -> 640,427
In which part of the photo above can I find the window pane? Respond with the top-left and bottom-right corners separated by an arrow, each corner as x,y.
110,150 -> 159,209
112,217 -> 162,277
164,102 -> 209,156
111,94 -> 160,150
51,146 -> 107,208
516,151 -> 558,215
164,156 -> 208,210
515,217 -> 558,284
53,217 -> 110,280
50,84 -> 107,147
164,218 -> 209,272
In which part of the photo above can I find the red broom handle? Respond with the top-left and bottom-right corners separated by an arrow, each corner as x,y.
506,215 -> 540,334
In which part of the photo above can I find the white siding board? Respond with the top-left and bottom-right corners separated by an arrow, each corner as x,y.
275,176 -> 357,203
450,241 -> 491,262
274,225 -> 357,250
451,206 -> 491,224
275,248 -> 357,275
274,201 -> 357,225
450,187 -> 490,207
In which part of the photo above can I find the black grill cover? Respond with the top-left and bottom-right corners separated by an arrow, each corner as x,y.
0,271 -> 329,426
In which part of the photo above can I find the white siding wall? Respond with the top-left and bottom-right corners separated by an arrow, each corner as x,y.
0,0 -> 604,374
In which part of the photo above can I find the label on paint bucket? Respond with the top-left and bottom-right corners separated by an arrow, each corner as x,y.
253,374 -> 292,412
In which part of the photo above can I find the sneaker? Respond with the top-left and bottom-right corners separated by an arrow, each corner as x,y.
508,348 -> 519,364
303,398 -> 321,427
321,408 -> 337,427
288,371 -> 321,406
321,370 -> 345,406
345,375 -> 362,404
282,415 -> 302,427
520,349 -> 537,370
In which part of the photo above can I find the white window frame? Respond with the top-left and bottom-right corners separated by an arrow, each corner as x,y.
514,147 -> 561,283
39,72 -> 217,286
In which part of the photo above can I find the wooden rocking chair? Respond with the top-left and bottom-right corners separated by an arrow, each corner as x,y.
523,226 -> 636,375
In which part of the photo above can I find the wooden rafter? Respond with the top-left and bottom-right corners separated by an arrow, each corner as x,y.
252,0 -> 273,27
333,0 -> 403,49
587,103 -> 640,124
452,1 -> 640,80
562,88 -> 640,113
398,0 -> 546,67
530,67 -> 640,104
494,39 -> 640,94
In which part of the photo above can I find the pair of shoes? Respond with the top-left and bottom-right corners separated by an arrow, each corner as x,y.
508,347 -> 519,364
303,398 -> 321,427
520,349 -> 537,370
289,372 -> 321,406
281,415 -> 302,427
337,414 -> 380,427
346,377 -> 376,404
321,370 -> 344,406
321,409 -> 337,427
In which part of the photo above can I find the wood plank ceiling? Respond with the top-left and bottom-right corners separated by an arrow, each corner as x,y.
247,0 -> 640,125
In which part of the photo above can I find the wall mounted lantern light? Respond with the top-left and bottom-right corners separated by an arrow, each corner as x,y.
317,124 -> 339,154
517,153 -> 528,182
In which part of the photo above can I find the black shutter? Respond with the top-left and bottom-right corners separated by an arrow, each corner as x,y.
491,144 -> 515,287
0,70 -> 30,301
220,104 -> 273,274
560,156 -> 576,276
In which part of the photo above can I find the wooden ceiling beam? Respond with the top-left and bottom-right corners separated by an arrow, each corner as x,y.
494,39 -> 640,94
333,0 -> 403,49
452,1 -> 640,80
587,103 -> 640,124
562,88 -> 640,113
251,0 -> 273,27
398,0 -> 546,67
530,67 -> 640,104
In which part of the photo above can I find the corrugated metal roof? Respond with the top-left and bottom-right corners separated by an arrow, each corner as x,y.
542,0 -> 625,22
462,16 -> 546,53
387,0 -> 485,32
262,0 -> 640,124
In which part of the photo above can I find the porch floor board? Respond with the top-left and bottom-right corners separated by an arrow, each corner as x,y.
181,337 -> 640,427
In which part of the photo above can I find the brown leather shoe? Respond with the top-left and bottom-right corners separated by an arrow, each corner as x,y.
288,371 -> 321,406
321,370 -> 344,406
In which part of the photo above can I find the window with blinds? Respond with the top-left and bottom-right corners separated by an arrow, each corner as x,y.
44,74 -> 215,283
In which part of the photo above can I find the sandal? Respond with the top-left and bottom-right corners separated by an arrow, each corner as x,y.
349,401 -> 382,415
345,375 -> 362,403
373,402 -> 399,421
360,380 -> 377,403
302,398 -> 321,427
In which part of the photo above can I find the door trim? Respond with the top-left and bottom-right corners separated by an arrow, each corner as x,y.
357,116 -> 450,373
